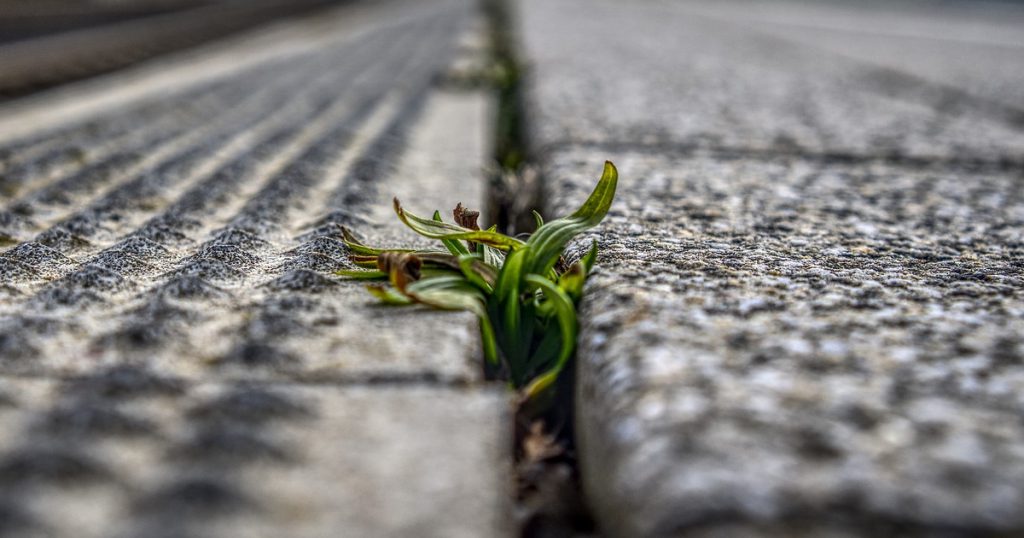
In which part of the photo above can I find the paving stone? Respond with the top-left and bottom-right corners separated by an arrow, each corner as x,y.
0,0 -> 343,98
518,0 -> 1024,163
518,0 -> 1024,534
0,0 -> 509,535
0,0 -> 490,384
549,149 -> 1024,536
674,0 -> 1024,111
0,375 -> 509,538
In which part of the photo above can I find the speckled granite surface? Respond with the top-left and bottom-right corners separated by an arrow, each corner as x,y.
554,151 -> 1024,536
519,0 -> 1024,535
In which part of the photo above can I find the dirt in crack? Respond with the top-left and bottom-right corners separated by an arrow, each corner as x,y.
514,368 -> 597,538
483,0 -> 600,535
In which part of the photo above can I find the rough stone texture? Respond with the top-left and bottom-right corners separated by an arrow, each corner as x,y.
520,0 -> 1024,164
0,0 -> 509,535
0,376 -> 507,538
556,151 -> 1024,537
0,0 -> 343,99
675,0 -> 1024,112
519,0 -> 1024,536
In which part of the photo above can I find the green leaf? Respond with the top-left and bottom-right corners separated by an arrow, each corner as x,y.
416,252 -> 462,270
336,269 -> 387,280
433,210 -> 471,256
492,247 -> 528,380
525,321 -> 562,372
581,239 -> 599,273
395,198 -> 526,251
349,254 -> 383,268
523,161 -> 617,277
522,274 -> 578,399
367,285 -> 414,305
344,161 -> 617,403
458,254 -> 496,292
401,275 -> 500,366
408,284 -> 484,312
478,314 -> 500,365
342,227 -> 413,256
557,263 -> 586,303
557,242 -> 598,302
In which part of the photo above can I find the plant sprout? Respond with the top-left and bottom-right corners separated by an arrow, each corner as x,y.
338,161 -> 618,400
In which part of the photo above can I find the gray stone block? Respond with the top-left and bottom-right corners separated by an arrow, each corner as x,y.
0,1 -> 510,535
0,375 -> 510,538
519,0 -> 1024,534
673,0 -> 1024,111
0,2 -> 491,384
547,149 -> 1024,536
518,0 -> 1024,163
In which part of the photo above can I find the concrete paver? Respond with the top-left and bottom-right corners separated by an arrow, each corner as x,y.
520,0 -> 1024,163
553,149 -> 1024,536
0,376 -> 508,538
674,0 -> 1024,111
518,0 -> 1024,534
0,0 -> 509,535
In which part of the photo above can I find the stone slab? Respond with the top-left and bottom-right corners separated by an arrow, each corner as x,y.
549,149 -> 1024,536
672,0 -> 1024,111
0,0 -> 490,384
518,0 -> 1024,534
0,374 -> 509,538
518,0 -> 1024,163
0,0 -> 341,98
0,1 -> 510,536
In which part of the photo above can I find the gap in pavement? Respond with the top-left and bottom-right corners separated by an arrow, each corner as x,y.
480,0 -> 601,536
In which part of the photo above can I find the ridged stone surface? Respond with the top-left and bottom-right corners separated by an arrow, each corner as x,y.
0,0 -> 509,536
518,0 -> 1024,536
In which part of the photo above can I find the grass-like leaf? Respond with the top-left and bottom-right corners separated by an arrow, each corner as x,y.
523,161 -> 617,277
395,198 -> 526,251
522,274 -> 577,398
338,161 -> 618,401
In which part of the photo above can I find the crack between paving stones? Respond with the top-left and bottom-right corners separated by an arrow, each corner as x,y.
494,4 -> 1024,538
542,140 -> 1024,173
482,1 -> 599,536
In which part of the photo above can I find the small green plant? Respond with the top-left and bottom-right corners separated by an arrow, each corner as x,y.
338,161 -> 618,399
